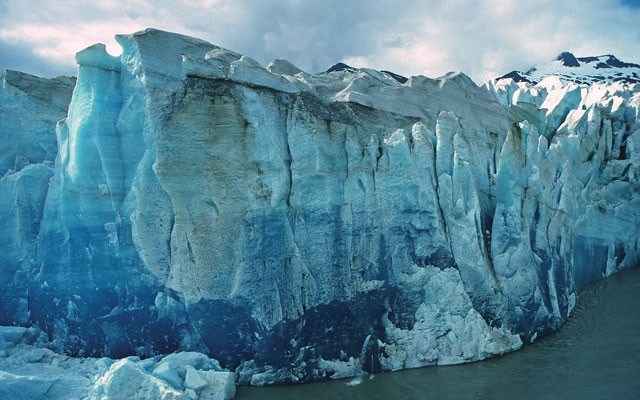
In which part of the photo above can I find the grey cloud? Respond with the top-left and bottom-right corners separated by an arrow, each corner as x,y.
0,39 -> 75,77
1,0 -> 639,83
181,0 -> 410,73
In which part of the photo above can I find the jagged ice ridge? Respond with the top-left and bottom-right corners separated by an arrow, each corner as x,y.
1,28 -> 639,394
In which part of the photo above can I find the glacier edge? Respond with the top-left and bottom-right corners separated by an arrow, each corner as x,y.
1,28 -> 639,386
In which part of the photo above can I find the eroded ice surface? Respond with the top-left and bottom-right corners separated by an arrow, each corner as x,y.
1,29 -> 639,388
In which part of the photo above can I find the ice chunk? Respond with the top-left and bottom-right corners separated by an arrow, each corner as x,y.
184,366 -> 236,400
91,359 -> 184,400
157,352 -> 222,379
152,361 -> 184,390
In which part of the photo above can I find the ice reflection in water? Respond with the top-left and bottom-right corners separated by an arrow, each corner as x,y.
237,266 -> 640,400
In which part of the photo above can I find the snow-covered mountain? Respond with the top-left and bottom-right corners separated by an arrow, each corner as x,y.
498,51 -> 640,85
1,29 -> 639,397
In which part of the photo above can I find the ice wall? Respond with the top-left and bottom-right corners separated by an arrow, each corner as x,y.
1,29 -> 639,384
0,70 -> 74,325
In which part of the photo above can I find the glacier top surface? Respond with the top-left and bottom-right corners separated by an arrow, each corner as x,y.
74,28 -> 509,132
1,69 -> 75,110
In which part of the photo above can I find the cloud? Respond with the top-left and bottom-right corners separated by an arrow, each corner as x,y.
333,0 -> 640,81
0,38 -> 71,77
1,0 -> 639,83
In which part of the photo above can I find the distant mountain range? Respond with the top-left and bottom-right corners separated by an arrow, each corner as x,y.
497,51 -> 640,85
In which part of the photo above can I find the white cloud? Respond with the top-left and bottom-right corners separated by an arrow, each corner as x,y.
0,0 -> 639,83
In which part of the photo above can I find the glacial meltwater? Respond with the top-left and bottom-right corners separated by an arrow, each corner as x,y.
237,266 -> 640,400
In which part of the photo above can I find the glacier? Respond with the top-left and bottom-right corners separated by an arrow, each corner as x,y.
1,28 -> 639,391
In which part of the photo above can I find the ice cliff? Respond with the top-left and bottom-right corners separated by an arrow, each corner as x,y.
1,29 -> 639,386
0,70 -> 75,323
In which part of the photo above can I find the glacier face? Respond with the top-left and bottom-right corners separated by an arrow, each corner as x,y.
0,70 -> 75,325
1,29 -> 639,385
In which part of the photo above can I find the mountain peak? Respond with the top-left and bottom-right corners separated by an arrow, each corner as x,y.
325,62 -> 356,73
497,52 -> 640,85
555,51 -> 580,67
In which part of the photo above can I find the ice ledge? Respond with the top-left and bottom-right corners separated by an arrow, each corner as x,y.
1,69 -> 75,109
75,43 -> 121,72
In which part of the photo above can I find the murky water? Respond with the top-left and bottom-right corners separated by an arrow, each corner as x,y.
237,266 -> 640,400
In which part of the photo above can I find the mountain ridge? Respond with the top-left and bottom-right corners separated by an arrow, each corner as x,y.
498,51 -> 640,85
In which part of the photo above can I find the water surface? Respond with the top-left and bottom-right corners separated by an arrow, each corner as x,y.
237,266 -> 640,400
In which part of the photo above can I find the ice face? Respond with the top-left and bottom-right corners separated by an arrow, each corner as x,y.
0,70 -> 74,325
1,28 -> 639,385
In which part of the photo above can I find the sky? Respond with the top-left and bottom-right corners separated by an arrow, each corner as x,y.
1,0 -> 639,83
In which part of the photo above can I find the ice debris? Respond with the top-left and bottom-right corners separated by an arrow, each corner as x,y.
0,326 -> 236,399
